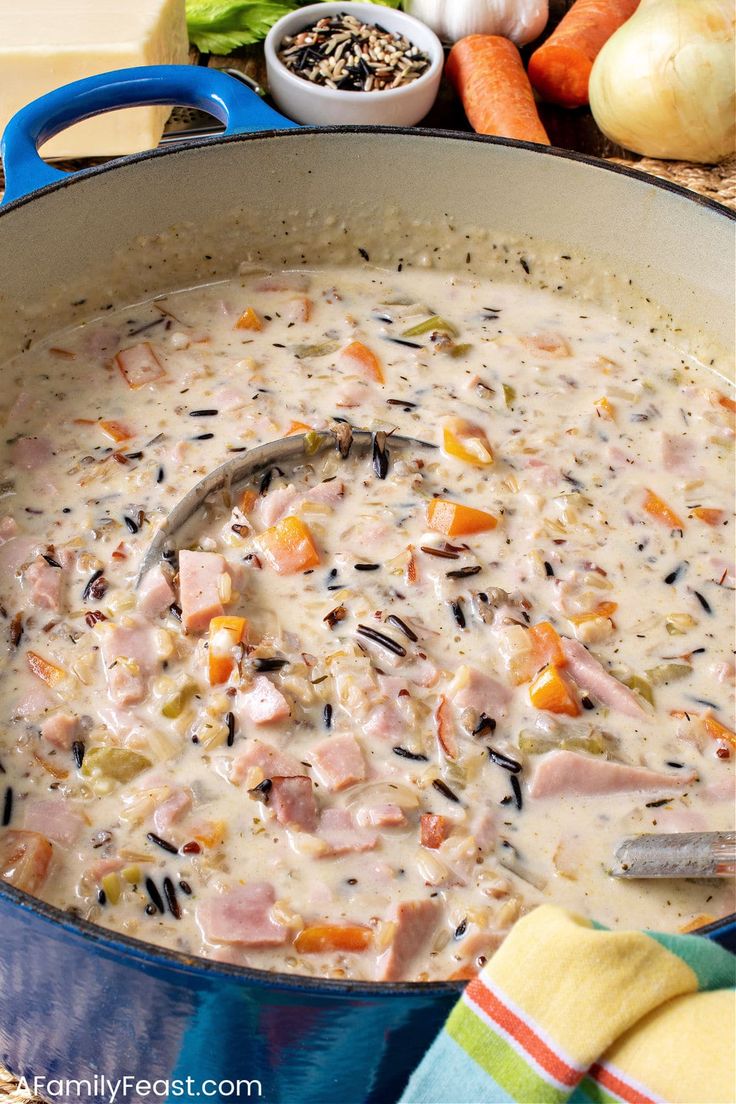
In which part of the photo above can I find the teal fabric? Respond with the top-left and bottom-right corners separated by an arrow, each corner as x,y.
401,1032 -> 515,1104
644,929 -> 736,991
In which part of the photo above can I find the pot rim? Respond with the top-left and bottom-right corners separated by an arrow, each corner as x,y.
1,123 -> 733,994
1,124 -> 734,222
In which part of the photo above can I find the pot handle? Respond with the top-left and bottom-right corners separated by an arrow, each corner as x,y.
1,64 -> 297,205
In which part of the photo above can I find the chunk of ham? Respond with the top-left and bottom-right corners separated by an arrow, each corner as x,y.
115,342 -> 166,389
11,436 -> 54,470
362,702 -> 406,742
335,381 -> 370,408
524,458 -> 560,488
98,617 -> 158,707
471,807 -> 496,853
449,665 -> 512,721
238,675 -> 290,726
153,789 -> 192,836
377,898 -> 443,981
0,536 -> 41,575
40,712 -> 79,750
12,683 -> 54,720
22,556 -> 63,611
0,516 -> 18,542
196,882 -> 289,946
661,433 -> 702,476
284,297 -> 312,323
178,550 -> 228,633
231,739 -> 303,785
213,386 -> 247,411
23,799 -> 84,847
257,487 -> 299,528
88,856 -> 125,881
529,750 -> 697,799
453,929 -> 506,972
318,809 -> 377,855
269,776 -> 318,833
138,564 -> 175,618
355,803 -> 406,828
0,830 -> 53,894
561,638 -> 647,718
256,480 -> 345,528
310,734 -> 366,792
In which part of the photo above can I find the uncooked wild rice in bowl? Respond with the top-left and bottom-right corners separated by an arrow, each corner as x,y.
264,3 -> 444,125
277,11 -> 431,92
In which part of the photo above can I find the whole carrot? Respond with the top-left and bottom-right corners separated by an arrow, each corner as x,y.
528,0 -> 640,108
446,36 -> 550,145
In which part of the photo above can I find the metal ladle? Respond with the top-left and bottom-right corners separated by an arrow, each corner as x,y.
611,831 -> 736,879
136,426 -> 436,583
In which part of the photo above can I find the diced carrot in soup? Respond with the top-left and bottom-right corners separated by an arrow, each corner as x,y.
529,664 -> 581,716
235,307 -> 263,331
703,714 -> 736,748
192,820 -> 227,849
594,396 -> 616,420
285,420 -> 312,436
427,498 -> 498,537
567,601 -> 618,626
717,392 -> 736,414
339,341 -> 384,383
258,515 -> 320,575
294,924 -> 372,953
421,813 -> 451,849
99,419 -> 133,442
0,830 -> 53,894
442,418 -> 494,466
115,342 -> 166,389
208,616 -> 247,685
26,651 -> 66,688
529,621 -> 566,667
240,489 -> 258,514
679,915 -> 716,933
643,489 -> 684,530
448,965 -> 479,980
520,332 -> 571,357
692,507 -> 724,526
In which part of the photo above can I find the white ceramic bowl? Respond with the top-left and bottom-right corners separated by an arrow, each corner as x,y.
265,3 -> 444,126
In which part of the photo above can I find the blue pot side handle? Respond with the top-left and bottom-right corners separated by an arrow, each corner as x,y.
0,64 -> 297,206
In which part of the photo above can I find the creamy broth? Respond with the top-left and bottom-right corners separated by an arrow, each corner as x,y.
0,264 -> 734,982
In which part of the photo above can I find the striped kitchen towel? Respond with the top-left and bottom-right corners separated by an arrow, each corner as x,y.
400,905 -> 736,1104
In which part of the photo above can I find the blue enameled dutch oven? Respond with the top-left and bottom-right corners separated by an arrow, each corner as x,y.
0,65 -> 734,1104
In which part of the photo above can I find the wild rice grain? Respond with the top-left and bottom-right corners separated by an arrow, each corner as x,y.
146,832 -> 179,855
145,877 -> 165,914
163,876 -> 181,919
385,614 -> 418,642
2,785 -> 12,827
432,779 -> 460,803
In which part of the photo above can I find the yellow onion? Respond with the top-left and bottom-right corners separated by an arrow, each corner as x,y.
589,0 -> 735,164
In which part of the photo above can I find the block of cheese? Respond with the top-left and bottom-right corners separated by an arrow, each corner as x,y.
0,0 -> 189,159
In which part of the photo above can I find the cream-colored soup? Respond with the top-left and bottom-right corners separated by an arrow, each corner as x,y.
0,265 -> 733,981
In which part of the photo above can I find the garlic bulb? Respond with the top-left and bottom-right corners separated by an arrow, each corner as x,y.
589,0 -> 736,164
404,0 -> 548,48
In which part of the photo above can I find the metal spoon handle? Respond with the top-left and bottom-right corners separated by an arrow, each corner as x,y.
612,831 -> 736,879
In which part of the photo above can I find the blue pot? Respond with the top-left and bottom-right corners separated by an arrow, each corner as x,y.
1,66 -> 733,1104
